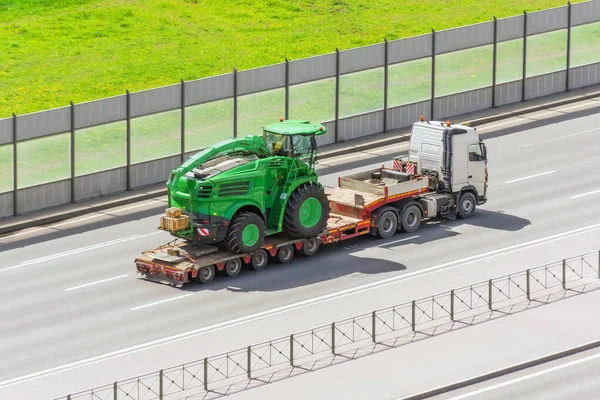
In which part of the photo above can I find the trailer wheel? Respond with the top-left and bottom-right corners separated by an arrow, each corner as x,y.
225,259 -> 242,277
376,210 -> 398,239
401,205 -> 422,233
250,249 -> 268,271
301,237 -> 320,256
457,192 -> 476,219
277,244 -> 294,264
196,265 -> 215,284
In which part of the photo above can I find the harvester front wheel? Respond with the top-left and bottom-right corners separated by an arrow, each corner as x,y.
224,212 -> 266,254
284,182 -> 330,239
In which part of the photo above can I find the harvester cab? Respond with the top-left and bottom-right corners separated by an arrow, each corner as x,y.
161,119 -> 330,255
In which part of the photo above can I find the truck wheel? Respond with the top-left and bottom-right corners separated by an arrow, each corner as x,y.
284,182 -> 330,239
458,192 -> 476,219
277,244 -> 294,264
401,205 -> 422,233
224,211 -> 266,254
301,237 -> 320,256
225,259 -> 242,277
251,249 -> 268,271
196,265 -> 215,284
376,210 -> 398,239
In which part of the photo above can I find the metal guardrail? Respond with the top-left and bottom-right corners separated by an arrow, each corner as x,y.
56,250 -> 600,400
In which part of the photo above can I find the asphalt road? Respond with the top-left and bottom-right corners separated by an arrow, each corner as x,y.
428,347 -> 600,400
1,98 -> 600,398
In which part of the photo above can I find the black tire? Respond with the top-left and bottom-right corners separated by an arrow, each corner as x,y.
458,192 -> 477,219
251,249 -> 268,271
224,211 -> 266,254
401,205 -> 422,233
284,182 -> 330,239
376,209 -> 398,239
196,265 -> 215,284
225,259 -> 242,277
301,237 -> 320,256
277,244 -> 294,264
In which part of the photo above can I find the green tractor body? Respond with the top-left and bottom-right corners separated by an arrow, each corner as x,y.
165,120 -> 330,253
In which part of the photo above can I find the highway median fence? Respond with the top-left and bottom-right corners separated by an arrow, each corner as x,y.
2,2 -> 600,219
54,250 -> 600,400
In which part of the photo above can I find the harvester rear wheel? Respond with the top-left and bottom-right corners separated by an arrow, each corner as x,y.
224,212 -> 266,254
284,182 -> 330,239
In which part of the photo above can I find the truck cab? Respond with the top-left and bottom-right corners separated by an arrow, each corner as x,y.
407,118 -> 488,206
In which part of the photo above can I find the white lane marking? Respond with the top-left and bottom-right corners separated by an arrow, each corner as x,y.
491,127 -> 600,155
570,189 -> 600,199
375,235 -> 419,247
505,170 -> 555,184
0,232 -> 162,274
65,275 -> 128,291
130,294 -> 194,311
477,100 -> 600,131
4,199 -> 166,239
444,350 -> 600,399
2,222 -> 600,389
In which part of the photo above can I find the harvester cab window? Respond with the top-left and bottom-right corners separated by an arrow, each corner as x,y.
264,131 -> 292,156
291,134 -> 312,157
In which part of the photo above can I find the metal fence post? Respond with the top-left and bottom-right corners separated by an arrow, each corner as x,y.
12,112 -> 17,216
331,322 -> 336,354
526,269 -> 531,300
383,38 -> 388,133
290,334 -> 294,366
203,357 -> 208,391
430,29 -> 436,120
159,369 -> 164,399
372,311 -> 377,343
180,78 -> 185,163
562,259 -> 567,289
247,347 -> 251,379
70,100 -> 75,204
67,395 -> 71,400
126,89 -> 131,190
113,381 -> 117,400
335,48 -> 340,143
492,17 -> 498,108
285,57 -> 289,120
566,1 -> 572,92
233,68 -> 238,138
411,300 -> 416,332
522,10 -> 528,102
488,279 -> 493,310
450,290 -> 455,321
598,250 -> 600,280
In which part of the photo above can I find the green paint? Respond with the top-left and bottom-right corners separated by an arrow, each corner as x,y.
242,224 -> 260,247
299,197 -> 322,228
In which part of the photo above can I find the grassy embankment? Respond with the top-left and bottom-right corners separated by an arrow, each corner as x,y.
0,0 -> 598,191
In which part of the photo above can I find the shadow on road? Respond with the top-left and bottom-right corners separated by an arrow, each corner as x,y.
173,209 -> 530,293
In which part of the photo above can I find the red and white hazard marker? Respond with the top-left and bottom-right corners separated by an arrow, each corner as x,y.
197,228 -> 210,236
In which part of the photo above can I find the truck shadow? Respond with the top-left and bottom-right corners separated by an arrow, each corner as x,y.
179,209 -> 530,293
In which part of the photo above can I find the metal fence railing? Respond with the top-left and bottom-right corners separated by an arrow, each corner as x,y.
55,250 -> 600,400
2,1 -> 600,219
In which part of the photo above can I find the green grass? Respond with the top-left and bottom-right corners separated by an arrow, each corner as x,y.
1,0 -> 599,192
